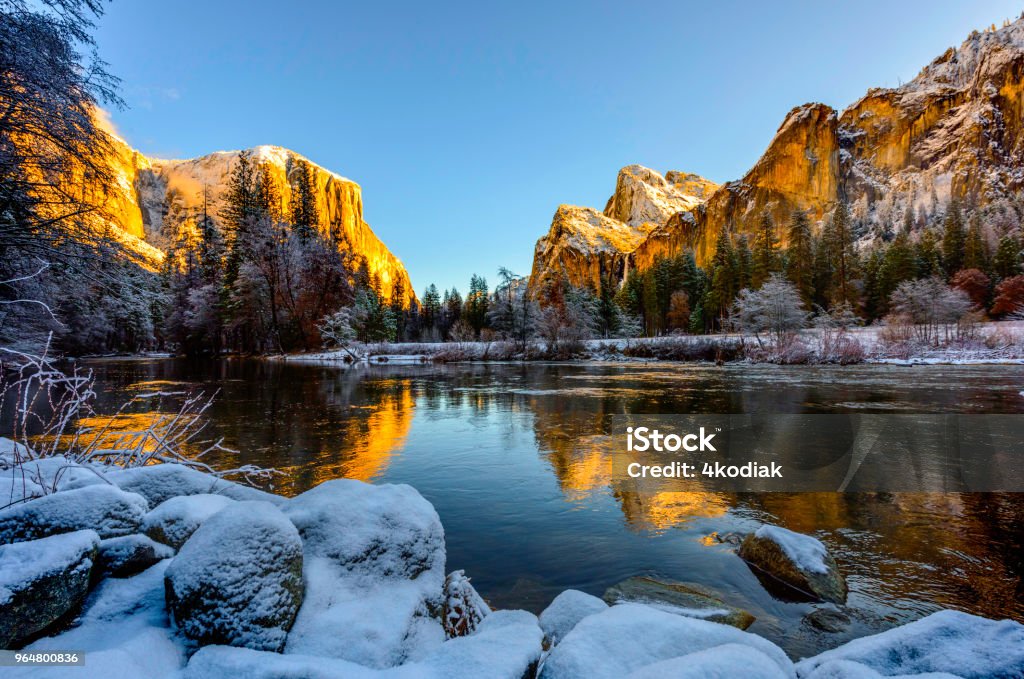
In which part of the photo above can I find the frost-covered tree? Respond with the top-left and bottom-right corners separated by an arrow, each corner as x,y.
731,274 -> 809,347
888,277 -> 972,344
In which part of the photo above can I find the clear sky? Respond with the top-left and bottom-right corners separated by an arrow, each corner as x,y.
96,1 -> 1021,295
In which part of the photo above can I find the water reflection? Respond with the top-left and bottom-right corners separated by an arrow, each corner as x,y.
69,358 -> 1024,654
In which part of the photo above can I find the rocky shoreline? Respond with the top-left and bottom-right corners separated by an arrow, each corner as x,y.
2,444 -> 1023,678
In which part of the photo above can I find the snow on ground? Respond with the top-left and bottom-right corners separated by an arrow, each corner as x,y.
754,525 -> 830,575
9,560 -> 184,679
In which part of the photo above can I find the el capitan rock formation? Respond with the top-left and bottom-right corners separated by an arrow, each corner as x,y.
532,17 -> 1024,289
94,139 -> 416,305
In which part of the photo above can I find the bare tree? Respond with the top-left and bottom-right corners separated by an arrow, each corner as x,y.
732,274 -> 809,347
888,277 -> 973,345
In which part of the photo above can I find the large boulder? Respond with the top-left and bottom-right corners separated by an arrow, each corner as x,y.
0,530 -> 99,648
165,501 -> 303,652
538,603 -> 794,679
739,525 -> 847,604
95,534 -> 174,579
283,478 -> 447,668
68,463 -> 282,507
795,610 -> 1024,679
0,446 -> 98,504
539,589 -> 608,646
0,485 -> 148,544
142,494 -> 236,549
602,577 -> 756,630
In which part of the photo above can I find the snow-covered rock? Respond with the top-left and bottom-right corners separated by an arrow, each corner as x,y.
96,534 -> 173,578
0,447 -> 98,504
537,603 -> 794,679
625,643 -> 793,679
283,479 -> 447,667
441,569 -> 490,638
801,658 -> 960,679
68,463 -> 282,507
0,484 -> 148,544
183,608 -> 542,679
0,530 -> 99,648
739,524 -> 847,604
8,560 -> 185,679
142,493 -> 236,549
602,576 -> 756,629
539,589 -> 608,646
795,610 -> 1024,679
165,501 -> 304,652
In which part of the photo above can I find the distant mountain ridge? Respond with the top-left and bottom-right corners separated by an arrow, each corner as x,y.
531,16 -> 1024,291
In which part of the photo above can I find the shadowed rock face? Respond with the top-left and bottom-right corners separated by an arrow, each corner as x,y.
89,140 -> 417,306
533,18 -> 1024,286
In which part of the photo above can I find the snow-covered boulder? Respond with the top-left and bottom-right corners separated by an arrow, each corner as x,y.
801,658 -> 960,678
0,449 -> 98,504
795,610 -> 1024,679
9,561 -> 185,679
539,589 -> 608,646
143,494 -> 236,549
283,479 -> 447,668
739,525 -> 847,604
625,643 -> 793,679
0,530 -> 99,648
165,501 -> 304,652
441,570 -> 490,638
0,484 -> 148,544
602,576 -> 756,629
537,603 -> 795,679
96,534 -> 173,579
68,463 -> 282,507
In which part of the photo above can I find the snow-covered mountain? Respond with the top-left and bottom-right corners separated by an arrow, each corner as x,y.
94,139 -> 416,305
533,16 -> 1024,289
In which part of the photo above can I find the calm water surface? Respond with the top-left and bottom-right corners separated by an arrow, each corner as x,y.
80,359 -> 1024,657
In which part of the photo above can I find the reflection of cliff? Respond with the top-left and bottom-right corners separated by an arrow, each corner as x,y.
333,387 -> 416,482
529,406 -> 727,530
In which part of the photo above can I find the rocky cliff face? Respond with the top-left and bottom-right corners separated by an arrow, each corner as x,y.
529,166 -> 718,292
93,140 -> 416,305
533,17 -> 1024,286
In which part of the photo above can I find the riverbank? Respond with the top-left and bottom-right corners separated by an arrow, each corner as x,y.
2,444 -> 1022,678
278,320 -> 1024,366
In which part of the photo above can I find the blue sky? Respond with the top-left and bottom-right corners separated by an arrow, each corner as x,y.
96,1 -> 1021,295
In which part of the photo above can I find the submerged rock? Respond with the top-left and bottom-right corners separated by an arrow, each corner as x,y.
602,576 -> 756,630
283,478 -> 447,668
143,494 -> 236,549
739,525 -> 847,604
96,534 -> 174,579
165,501 -> 303,652
0,530 -> 99,648
539,589 -> 609,647
537,603 -> 793,679
795,610 -> 1024,679
804,606 -> 852,634
0,485 -> 148,544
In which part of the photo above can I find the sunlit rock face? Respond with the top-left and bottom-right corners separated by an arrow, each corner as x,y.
529,166 -> 718,292
87,139 -> 416,305
534,18 -> 1024,284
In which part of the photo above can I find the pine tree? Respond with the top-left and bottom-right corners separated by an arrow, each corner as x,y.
993,231 -> 1022,280
705,225 -> 737,329
785,209 -> 814,303
422,284 -> 442,334
941,198 -> 966,276
825,201 -> 858,307
962,212 -> 989,271
735,234 -> 753,292
289,159 -> 320,239
465,275 -> 489,336
915,228 -> 943,278
752,210 -> 781,286
390,278 -> 406,340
